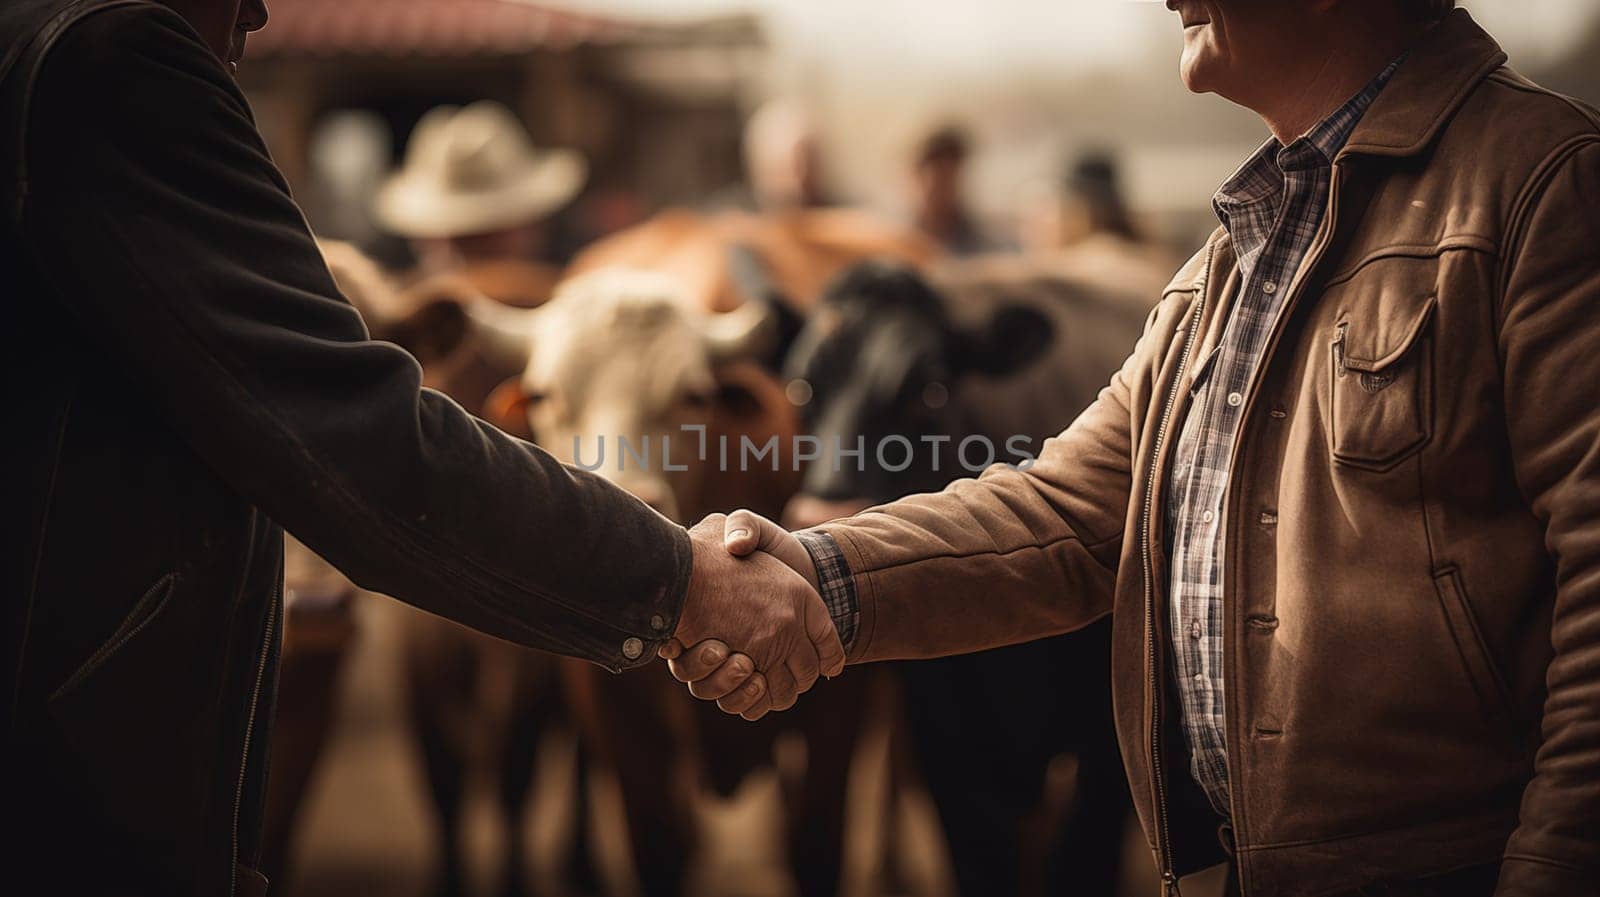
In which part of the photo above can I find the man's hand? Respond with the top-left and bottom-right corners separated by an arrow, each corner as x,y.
724,508 -> 819,589
665,512 -> 842,720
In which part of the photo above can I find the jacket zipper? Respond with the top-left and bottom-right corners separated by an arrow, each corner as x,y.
1141,240 -> 1214,896
1332,322 -> 1349,377
230,576 -> 279,897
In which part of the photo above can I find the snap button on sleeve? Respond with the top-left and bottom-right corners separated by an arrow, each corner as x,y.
622,638 -> 644,660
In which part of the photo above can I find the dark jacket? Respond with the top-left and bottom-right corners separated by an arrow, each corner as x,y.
817,12 -> 1600,897
0,2 -> 691,894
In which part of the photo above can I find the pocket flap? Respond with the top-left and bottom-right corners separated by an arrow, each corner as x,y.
1341,294 -> 1437,373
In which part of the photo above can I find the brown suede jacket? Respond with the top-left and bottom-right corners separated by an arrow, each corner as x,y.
817,11 -> 1600,896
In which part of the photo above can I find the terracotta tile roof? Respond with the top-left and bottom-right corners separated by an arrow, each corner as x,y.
249,0 -> 640,58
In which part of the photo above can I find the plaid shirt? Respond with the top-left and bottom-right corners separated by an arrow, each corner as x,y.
800,59 -> 1402,818
1166,57 -> 1402,815
796,529 -> 858,649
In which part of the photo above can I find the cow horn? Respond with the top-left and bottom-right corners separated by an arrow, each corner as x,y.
702,297 -> 777,362
463,295 -> 541,367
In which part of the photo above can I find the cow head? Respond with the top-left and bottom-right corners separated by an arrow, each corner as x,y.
473,269 -> 785,523
781,261 -> 1052,527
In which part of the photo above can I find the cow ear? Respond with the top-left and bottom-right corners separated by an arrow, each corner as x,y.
484,376 -> 538,440
950,304 -> 1054,377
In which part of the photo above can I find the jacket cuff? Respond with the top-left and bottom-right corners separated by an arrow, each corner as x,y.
604,522 -> 694,673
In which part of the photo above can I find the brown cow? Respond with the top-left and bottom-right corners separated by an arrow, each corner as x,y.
326,205 -> 927,897
471,199 -> 935,895
470,267 -> 849,897
549,209 -> 932,897
566,207 -> 938,316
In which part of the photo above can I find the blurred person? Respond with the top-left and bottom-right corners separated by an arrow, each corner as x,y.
908,124 -> 990,256
0,3 -> 843,897
375,100 -> 585,308
736,98 -> 832,211
671,1 -> 1600,895
1018,149 -> 1181,301
1022,150 -> 1141,250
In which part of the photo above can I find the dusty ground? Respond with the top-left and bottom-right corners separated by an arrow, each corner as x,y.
275,596 -> 1224,897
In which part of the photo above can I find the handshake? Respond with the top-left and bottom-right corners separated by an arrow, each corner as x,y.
663,510 -> 843,721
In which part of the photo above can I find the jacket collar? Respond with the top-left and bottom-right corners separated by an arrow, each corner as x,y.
1340,9 -> 1508,160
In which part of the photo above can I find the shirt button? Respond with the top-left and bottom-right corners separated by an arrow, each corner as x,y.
1227,391 -> 1243,407
1263,281 -> 1278,294
1194,672 -> 1205,682
1202,509 -> 1215,524
622,637 -> 644,660
1191,621 -> 1203,640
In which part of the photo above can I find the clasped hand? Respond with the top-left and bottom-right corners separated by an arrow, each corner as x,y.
665,511 -> 837,720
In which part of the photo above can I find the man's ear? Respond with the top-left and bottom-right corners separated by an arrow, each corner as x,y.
949,304 -> 1055,378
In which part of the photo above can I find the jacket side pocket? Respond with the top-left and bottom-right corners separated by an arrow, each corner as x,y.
1431,566 -> 1516,734
50,571 -> 178,702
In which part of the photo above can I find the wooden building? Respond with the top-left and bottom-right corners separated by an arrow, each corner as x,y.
239,0 -> 766,244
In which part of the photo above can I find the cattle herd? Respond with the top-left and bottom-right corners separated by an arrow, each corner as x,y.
270,204 -> 1174,897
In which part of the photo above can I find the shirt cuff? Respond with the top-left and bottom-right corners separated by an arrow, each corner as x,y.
794,529 -> 859,652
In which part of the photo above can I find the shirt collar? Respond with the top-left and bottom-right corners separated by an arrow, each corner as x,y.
1214,53 -> 1407,218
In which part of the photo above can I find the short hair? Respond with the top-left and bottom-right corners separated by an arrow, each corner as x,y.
1403,0 -> 1455,21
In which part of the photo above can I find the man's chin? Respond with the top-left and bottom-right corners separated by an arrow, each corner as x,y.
1178,50 -> 1219,95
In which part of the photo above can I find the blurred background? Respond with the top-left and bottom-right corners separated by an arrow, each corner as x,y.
238,3 -> 1600,897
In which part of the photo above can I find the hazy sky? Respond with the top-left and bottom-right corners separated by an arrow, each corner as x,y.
547,1 -> 1600,234
574,0 -> 1599,68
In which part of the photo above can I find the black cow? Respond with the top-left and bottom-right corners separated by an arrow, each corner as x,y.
782,260 -> 1144,897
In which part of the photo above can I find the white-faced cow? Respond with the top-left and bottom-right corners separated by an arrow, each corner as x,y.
370,203 -> 931,897
471,267 -> 875,897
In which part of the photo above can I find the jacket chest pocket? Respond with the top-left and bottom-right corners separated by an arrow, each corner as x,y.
1329,293 -> 1436,471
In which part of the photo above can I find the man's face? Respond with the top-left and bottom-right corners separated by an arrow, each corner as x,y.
915,156 -> 964,215
160,0 -> 269,74
1165,0 -> 1311,98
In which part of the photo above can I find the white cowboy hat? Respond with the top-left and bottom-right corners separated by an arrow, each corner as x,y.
374,101 -> 587,240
